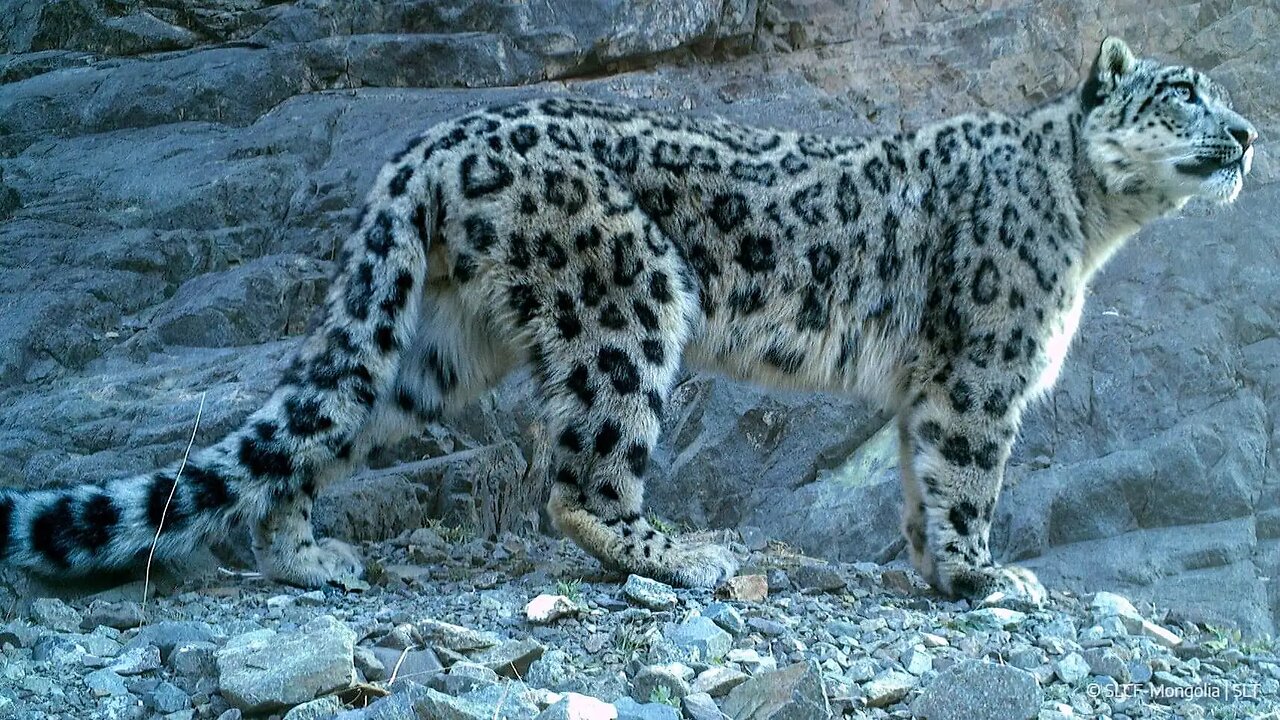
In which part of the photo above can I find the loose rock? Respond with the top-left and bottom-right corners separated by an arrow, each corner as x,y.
525,649 -> 574,691
717,576 -> 768,602
747,617 -> 785,637
726,649 -> 778,675
415,618 -> 501,652
862,670 -> 916,709
1091,592 -> 1142,623
1139,620 -> 1183,648
790,564 -> 845,593
283,695 -> 343,720
375,646 -> 444,686
722,661 -> 830,720
170,641 -> 219,677
84,668 -> 128,697
109,644 -> 161,675
353,646 -> 386,682
29,599 -> 81,633
614,697 -> 679,720
82,601 -> 146,631
911,660 -> 1042,720
1054,653 -> 1090,684
526,595 -> 579,625
680,692 -> 722,720
128,621 -> 218,661
469,639 -> 545,678
622,576 -> 678,611
692,667 -> 749,697
215,615 -> 356,713
146,681 -> 190,713
902,645 -> 933,675
431,661 -> 499,695
657,617 -> 732,664
703,603 -> 746,636
632,663 -> 693,702
536,693 -> 618,720
409,686 -> 534,720
963,608 -> 1026,630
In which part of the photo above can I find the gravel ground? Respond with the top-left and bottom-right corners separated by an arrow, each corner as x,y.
1,527 -> 1277,720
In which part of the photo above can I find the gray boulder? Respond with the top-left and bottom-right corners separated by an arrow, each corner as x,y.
614,697 -> 680,720
126,621 -> 219,662
912,660 -> 1042,720
468,639 -> 545,678
215,615 -> 356,713
655,617 -> 732,664
283,696 -> 344,720
631,663 -> 694,702
721,661 -> 830,720
622,575 -> 678,611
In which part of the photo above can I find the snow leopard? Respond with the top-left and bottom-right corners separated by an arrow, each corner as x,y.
0,38 -> 1257,605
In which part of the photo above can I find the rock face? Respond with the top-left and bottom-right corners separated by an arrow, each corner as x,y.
1,0 -> 1278,634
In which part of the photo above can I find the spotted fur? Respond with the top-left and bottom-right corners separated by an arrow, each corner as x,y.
0,38 -> 1256,599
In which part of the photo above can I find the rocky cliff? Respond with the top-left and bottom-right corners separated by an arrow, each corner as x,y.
1,0 -> 1278,641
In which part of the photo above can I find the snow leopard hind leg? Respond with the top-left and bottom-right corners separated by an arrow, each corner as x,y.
252,280 -> 516,586
498,208 -> 738,588
0,158 -> 441,588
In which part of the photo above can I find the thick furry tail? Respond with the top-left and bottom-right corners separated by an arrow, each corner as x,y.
0,159 -> 434,580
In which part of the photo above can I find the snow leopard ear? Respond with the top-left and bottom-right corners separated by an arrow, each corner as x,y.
1081,37 -> 1137,112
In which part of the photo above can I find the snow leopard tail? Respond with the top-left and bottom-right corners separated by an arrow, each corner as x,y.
0,160 -> 435,579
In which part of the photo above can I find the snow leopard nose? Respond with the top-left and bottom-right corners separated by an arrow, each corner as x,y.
1228,123 -> 1258,151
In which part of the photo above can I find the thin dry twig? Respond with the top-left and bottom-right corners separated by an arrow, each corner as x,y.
141,391 -> 207,620
215,567 -> 265,580
386,644 -> 414,688
492,680 -> 513,720
492,664 -> 522,720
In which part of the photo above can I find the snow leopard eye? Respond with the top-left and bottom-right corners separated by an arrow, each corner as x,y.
1169,81 -> 1198,105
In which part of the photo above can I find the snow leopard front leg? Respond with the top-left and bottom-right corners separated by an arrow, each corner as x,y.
898,361 -> 1046,607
